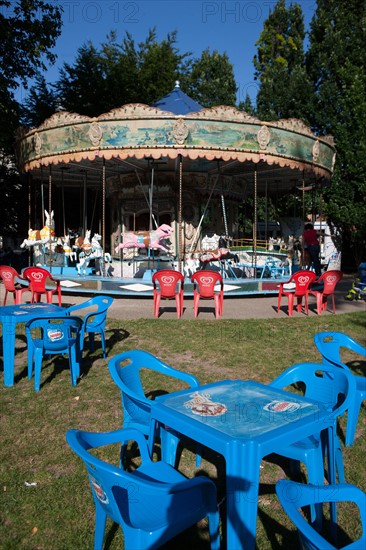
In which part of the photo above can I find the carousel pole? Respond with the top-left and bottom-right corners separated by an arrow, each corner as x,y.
102,158 -> 106,278
178,153 -> 183,272
48,165 -> 53,272
302,170 -> 305,267
253,165 -> 258,276
27,172 -> 31,266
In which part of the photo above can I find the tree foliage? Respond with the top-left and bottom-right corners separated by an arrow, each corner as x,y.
55,29 -> 192,115
306,0 -> 366,267
253,0 -> 312,122
183,49 -> 237,108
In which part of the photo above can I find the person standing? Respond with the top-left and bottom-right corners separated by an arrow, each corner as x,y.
303,223 -> 322,277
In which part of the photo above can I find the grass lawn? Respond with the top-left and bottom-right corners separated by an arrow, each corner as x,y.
1,312 -> 365,549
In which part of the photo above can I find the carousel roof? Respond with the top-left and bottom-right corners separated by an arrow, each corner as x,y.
151,82 -> 203,115
15,90 -> 336,198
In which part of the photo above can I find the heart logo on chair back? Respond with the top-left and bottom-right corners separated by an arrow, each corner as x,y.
161,276 -> 175,285
298,276 -> 310,285
201,277 -> 214,285
32,272 -> 44,281
327,275 -> 337,283
2,272 -> 12,281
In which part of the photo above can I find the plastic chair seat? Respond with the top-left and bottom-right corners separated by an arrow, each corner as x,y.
108,350 -> 202,468
152,269 -> 184,318
23,267 -> 62,306
0,265 -> 30,305
66,427 -> 220,550
314,331 -> 366,446
26,316 -> 83,391
67,296 -> 113,358
278,270 -> 317,316
191,270 -> 224,318
309,270 -> 343,315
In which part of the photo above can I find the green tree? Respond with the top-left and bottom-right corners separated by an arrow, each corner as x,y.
306,0 -> 366,267
183,49 -> 237,108
0,0 -> 62,149
20,74 -> 58,127
55,29 -> 191,116
253,0 -> 312,122
55,42 -> 106,117
0,0 -> 62,237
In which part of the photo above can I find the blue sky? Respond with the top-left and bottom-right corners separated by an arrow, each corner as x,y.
17,0 -> 317,104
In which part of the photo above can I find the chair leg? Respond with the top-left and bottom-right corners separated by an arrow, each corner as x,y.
93,501 -> 107,550
175,294 -> 181,319
277,294 -> 282,313
345,392 -> 364,446
288,294 -> 294,316
34,349 -> 43,392
214,295 -> 221,318
193,295 -> 199,318
317,293 -> 322,315
154,294 -> 160,318
100,331 -> 107,358
331,294 -> 337,314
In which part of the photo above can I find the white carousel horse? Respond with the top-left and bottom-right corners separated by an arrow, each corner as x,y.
76,232 -> 112,276
62,234 -> 78,261
20,210 -> 56,249
115,224 -> 173,253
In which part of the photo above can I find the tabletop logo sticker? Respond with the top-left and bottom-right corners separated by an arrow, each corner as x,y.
263,400 -> 300,413
90,476 -> 109,505
47,328 -> 64,342
184,391 -> 227,417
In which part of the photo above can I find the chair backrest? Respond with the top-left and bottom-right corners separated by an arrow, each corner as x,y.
66,427 -> 217,535
0,265 -> 20,291
66,427 -> 173,528
289,270 -> 317,296
152,270 -> 184,298
108,350 -> 200,429
191,270 -> 223,298
270,362 -> 356,418
67,296 -> 113,328
314,332 -> 366,367
316,270 -> 343,294
276,480 -> 366,550
23,267 -> 52,292
26,316 -> 83,352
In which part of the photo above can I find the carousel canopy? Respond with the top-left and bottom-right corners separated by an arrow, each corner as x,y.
15,88 -> 335,199
151,81 -> 203,115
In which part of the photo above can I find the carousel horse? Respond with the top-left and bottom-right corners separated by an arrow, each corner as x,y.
115,224 -> 173,254
62,234 -> 78,262
20,210 -> 56,249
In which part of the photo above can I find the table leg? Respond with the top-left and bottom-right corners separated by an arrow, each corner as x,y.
226,444 -> 261,550
2,321 -> 16,387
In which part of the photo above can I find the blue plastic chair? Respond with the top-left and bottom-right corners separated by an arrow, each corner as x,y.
67,296 -> 113,358
314,332 -> 366,446
269,362 -> 356,517
66,427 -> 220,550
276,480 -> 366,549
25,316 -> 83,391
108,350 -> 202,467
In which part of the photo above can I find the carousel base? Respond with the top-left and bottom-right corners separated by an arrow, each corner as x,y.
54,271 -> 290,298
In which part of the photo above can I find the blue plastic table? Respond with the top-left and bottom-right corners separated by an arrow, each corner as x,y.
0,303 -> 66,387
151,379 -> 335,550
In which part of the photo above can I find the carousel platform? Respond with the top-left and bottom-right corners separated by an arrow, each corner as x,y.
38,254 -> 294,297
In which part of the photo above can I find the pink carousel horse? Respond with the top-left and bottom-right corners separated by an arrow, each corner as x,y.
115,224 -> 173,253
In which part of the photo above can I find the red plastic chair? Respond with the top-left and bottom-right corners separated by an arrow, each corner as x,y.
152,269 -> 184,318
309,270 -> 343,315
0,265 -> 30,305
277,270 -> 317,316
191,270 -> 224,318
23,267 -> 62,306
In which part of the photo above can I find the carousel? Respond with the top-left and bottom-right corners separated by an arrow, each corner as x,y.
14,83 -> 335,297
